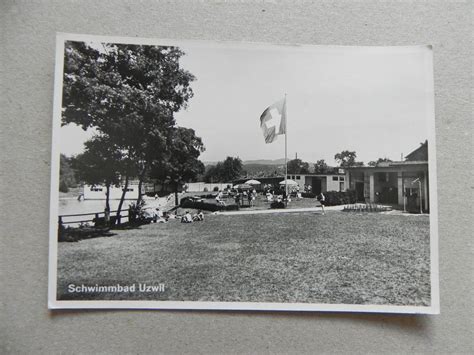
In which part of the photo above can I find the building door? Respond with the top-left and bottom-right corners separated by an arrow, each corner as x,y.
355,182 -> 364,202
312,177 -> 322,195
380,187 -> 398,204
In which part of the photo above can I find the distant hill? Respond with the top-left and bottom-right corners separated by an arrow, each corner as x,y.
243,158 -> 286,165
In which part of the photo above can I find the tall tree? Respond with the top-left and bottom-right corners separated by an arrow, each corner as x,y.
221,157 -> 243,182
203,157 -> 243,182
313,159 -> 329,174
334,150 -> 364,167
150,127 -> 205,206
72,135 -> 124,213
287,158 -> 310,174
203,165 -> 218,183
59,154 -> 78,192
61,41 -> 196,219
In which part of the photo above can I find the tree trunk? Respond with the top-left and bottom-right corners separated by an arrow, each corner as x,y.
105,184 -> 111,225
136,167 -> 147,204
174,182 -> 179,206
116,175 -> 129,225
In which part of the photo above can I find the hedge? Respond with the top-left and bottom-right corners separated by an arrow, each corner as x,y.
302,190 -> 357,206
180,199 -> 239,212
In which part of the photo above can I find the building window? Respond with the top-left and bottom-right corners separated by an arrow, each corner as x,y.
296,176 -> 300,180
332,176 -> 338,181
287,175 -> 291,179
339,176 -> 345,181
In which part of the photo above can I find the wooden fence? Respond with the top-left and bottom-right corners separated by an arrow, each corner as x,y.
58,209 -> 129,226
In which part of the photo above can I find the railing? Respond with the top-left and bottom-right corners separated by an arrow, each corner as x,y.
58,210 -> 129,226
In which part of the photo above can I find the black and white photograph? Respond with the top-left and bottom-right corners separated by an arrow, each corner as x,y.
49,33 -> 439,313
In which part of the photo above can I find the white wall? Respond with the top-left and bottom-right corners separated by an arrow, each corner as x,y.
83,184 -> 141,200
185,182 -> 231,192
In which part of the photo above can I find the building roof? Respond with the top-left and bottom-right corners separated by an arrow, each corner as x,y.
405,140 -> 428,161
345,160 -> 428,172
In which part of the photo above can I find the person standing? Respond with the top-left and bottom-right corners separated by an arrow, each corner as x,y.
234,192 -> 241,207
248,190 -> 253,207
317,192 -> 326,215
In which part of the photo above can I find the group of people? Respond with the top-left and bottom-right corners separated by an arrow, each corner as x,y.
140,206 -> 207,224
234,189 -> 257,207
181,210 -> 204,223
141,207 -> 175,223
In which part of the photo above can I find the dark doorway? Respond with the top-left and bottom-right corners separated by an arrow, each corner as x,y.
379,187 -> 398,204
312,177 -> 322,195
355,182 -> 364,202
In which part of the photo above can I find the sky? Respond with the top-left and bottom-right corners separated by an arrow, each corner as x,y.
60,41 -> 434,166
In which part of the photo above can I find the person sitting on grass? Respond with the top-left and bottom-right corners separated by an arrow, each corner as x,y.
234,192 -> 241,207
317,192 -> 326,215
193,210 -> 204,222
181,211 -> 193,223
155,208 -> 168,223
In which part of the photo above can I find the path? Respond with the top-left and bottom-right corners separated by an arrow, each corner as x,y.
218,205 -> 344,216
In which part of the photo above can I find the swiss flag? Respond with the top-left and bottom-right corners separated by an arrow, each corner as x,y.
259,97 -> 287,144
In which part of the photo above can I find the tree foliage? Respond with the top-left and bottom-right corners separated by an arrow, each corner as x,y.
313,159 -> 330,174
204,156 -> 243,182
61,41 -> 200,216
59,154 -> 78,192
334,150 -> 364,167
72,135 -> 125,211
286,158 -> 310,174
62,41 -> 195,132
150,127 -> 205,205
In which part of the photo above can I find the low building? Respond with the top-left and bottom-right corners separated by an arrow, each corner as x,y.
285,172 -> 346,194
345,141 -> 429,212
233,171 -> 347,194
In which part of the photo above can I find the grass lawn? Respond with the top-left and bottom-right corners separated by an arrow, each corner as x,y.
57,211 -> 431,306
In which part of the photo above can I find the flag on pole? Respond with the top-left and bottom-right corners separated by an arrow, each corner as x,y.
259,97 -> 287,144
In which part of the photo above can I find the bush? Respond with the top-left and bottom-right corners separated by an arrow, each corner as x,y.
58,225 -> 113,242
180,199 -> 239,212
324,190 -> 357,206
59,180 -> 69,193
198,193 -> 218,199
270,200 -> 286,209
301,190 -> 357,206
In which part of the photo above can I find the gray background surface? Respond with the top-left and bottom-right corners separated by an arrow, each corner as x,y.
1,1 -> 472,353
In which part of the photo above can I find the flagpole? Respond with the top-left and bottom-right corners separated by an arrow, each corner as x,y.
284,93 -> 288,199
